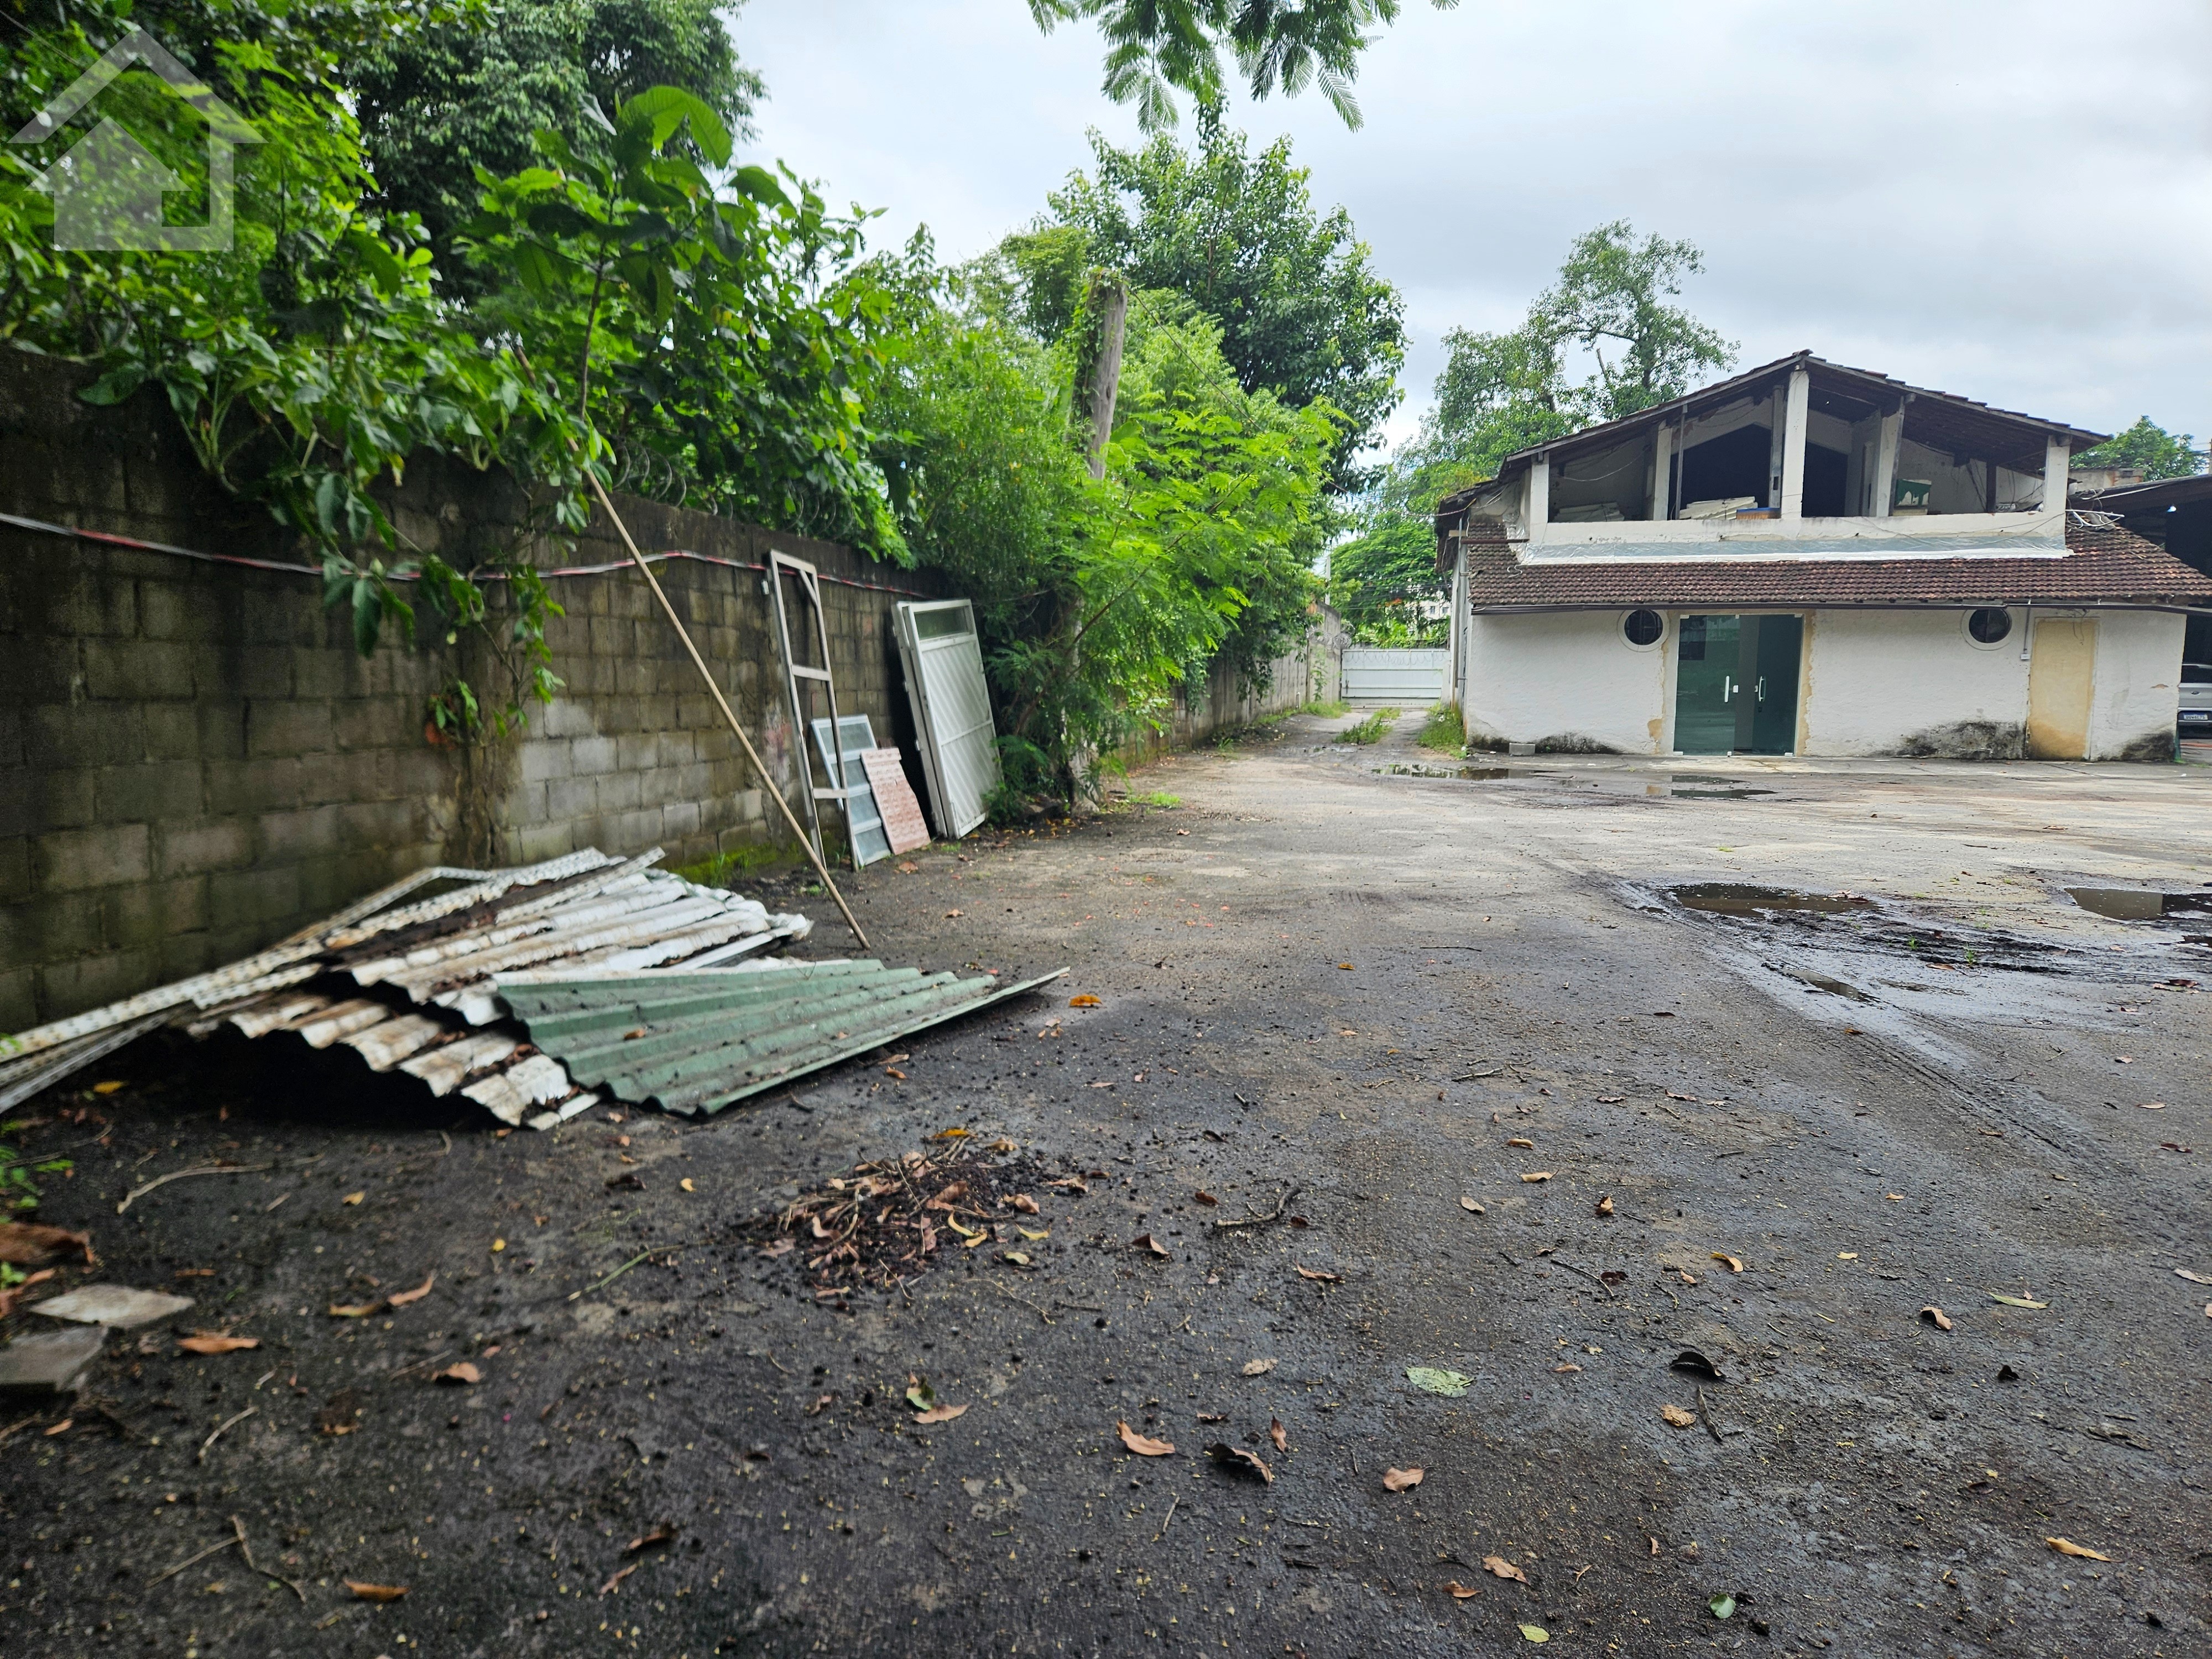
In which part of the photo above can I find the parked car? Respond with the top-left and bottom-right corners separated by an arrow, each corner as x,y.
2180,662 -> 2212,735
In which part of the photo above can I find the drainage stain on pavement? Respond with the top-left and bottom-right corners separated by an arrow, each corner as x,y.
3,728 -> 2206,1656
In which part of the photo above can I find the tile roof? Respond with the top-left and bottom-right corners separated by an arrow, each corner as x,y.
1464,517 -> 2212,611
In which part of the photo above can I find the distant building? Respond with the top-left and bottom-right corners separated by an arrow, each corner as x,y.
1432,352 -> 2212,760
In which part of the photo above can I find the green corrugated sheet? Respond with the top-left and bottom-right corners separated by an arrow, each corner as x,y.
498,960 -> 1066,1114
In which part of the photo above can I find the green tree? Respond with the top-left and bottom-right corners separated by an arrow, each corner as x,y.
2074,416 -> 2204,482
353,0 -> 761,260
1537,220 -> 1735,420
1005,119 -> 1405,490
1029,0 -> 1461,130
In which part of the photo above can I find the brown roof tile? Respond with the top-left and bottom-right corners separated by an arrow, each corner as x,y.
1463,518 -> 2212,611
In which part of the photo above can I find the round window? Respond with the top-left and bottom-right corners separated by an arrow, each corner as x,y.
1966,607 -> 2012,645
1623,608 -> 1665,648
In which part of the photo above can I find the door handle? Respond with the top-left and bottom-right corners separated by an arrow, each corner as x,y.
1721,677 -> 1735,702
1756,675 -> 1767,701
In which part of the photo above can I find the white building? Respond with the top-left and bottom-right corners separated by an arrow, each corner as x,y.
1433,353 -> 2212,760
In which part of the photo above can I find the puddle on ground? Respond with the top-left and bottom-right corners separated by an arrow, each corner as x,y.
1672,884 -> 1873,917
2066,886 -> 2212,922
1374,764 -> 1778,798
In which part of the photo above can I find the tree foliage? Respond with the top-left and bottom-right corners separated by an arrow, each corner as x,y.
878,267 -> 1333,806
1003,119 -> 1404,490
2074,416 -> 2204,482
1028,0 -> 1460,131
353,0 -> 761,262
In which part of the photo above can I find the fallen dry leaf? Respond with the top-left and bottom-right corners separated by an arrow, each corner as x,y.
2175,1268 -> 2212,1286
914,1404 -> 968,1426
1712,1253 -> 1744,1274
884,1067 -> 908,1081
1117,1421 -> 1175,1457
679,1178 -> 696,1193
327,1301 -> 383,1319
1506,1137 -> 1535,1149
433,1362 -> 481,1386
386,1272 -> 435,1308
1443,1580 -> 1483,1599
599,1562 -> 639,1596
2139,1101 -> 2166,1110
1047,1176 -> 1088,1193
626,1524 -> 679,1552
178,1333 -> 259,1355
1676,1270 -> 1700,1286
1068,994 -> 1102,1007
1520,1172 -> 1553,1185
341,1191 -> 364,1206
1659,1403 -> 1698,1428
896,860 -> 919,873
1459,1197 -> 1484,1214
1990,1292 -> 2049,1310
934,1126 -> 970,1140
1206,1442 -> 1272,1483
1552,1361 -> 1582,1374
1337,962 -> 1354,971
0,1266 -> 55,1316
93,1080 -> 126,1095
1294,1265 -> 1341,1283
1920,1306 -> 1954,1331
1241,1357 -> 1277,1376
1596,1094 -> 1625,1104
999,1251 -> 1032,1267
1193,1190 -> 1219,1206
941,912 -> 961,921
346,1580 -> 408,1602
43,1418 -> 71,1436
1595,1196 -> 1614,1218
1483,1554 -> 1528,1584
1381,1466 -> 1424,1492
0,1220 -> 96,1266
2046,1537 -> 2111,1562
1132,1233 -> 1171,1259
1017,1227 -> 1050,1241
1007,1193 -> 1040,1214
988,1138 -> 1018,1153
1270,1418 -> 1287,1452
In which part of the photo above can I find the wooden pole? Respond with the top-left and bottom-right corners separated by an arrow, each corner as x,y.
583,470 -> 871,951
1085,275 -> 1129,481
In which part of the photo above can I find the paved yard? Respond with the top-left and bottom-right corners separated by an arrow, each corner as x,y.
6,709 -> 2210,1657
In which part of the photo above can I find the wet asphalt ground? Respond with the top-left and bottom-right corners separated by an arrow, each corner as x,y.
4,708 -> 2210,1658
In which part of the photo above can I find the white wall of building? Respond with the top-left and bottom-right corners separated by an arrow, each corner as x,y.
1799,608 -> 2030,755
2086,608 -> 2186,757
1463,612 -> 1670,754
1460,606 -> 2185,758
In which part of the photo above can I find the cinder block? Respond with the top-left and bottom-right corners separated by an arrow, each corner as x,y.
137,578 -> 224,642
37,947 -> 159,1020
81,638 -> 194,701
517,739 -> 571,783
291,646 -> 374,700
35,568 -> 136,638
597,769 -> 641,813
662,800 -> 701,839
257,804 -> 342,862
208,862 -> 299,927
205,755 -> 300,815
140,702 -> 201,762
0,965 -> 34,1032
103,875 -> 207,950
568,735 -> 618,775
612,808 -> 660,852
0,836 -> 26,903
94,761 -> 205,822
544,776 -> 598,823
246,698 -> 334,757
1,891 -> 102,962
2,768 -> 93,838
510,822 -> 575,864
337,798 -> 416,848
156,817 -> 253,878
192,699 -> 247,762
33,823 -> 149,892
26,702 -> 143,770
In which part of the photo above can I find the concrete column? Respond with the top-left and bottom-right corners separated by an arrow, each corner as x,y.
1525,456 -> 1550,543
1650,424 -> 1674,520
1870,406 -> 1904,518
2042,437 -> 2070,516
1779,367 -> 1811,519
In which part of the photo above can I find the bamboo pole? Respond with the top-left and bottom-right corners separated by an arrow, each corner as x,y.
582,469 -> 871,951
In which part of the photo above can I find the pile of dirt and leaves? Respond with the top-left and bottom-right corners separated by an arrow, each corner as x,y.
735,1141 -> 1087,1300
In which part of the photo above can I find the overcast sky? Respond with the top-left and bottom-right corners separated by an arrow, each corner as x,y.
735,1 -> 2212,455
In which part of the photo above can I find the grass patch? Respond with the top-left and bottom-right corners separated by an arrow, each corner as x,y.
1126,790 -> 1182,808
1335,706 -> 1401,745
1417,703 -> 1465,754
1299,698 -> 1350,718
674,841 -> 794,889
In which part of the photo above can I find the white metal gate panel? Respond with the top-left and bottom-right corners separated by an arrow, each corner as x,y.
894,600 -> 1000,839
1341,647 -> 1447,703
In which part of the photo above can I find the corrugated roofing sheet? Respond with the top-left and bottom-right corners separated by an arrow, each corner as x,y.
2,847 -> 1065,1129
500,959 -> 1068,1115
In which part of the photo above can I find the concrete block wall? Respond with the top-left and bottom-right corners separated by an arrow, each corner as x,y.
0,350 -> 946,1030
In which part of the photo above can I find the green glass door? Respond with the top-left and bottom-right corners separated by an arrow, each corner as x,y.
1673,614 -> 1801,755
1673,614 -> 1741,754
